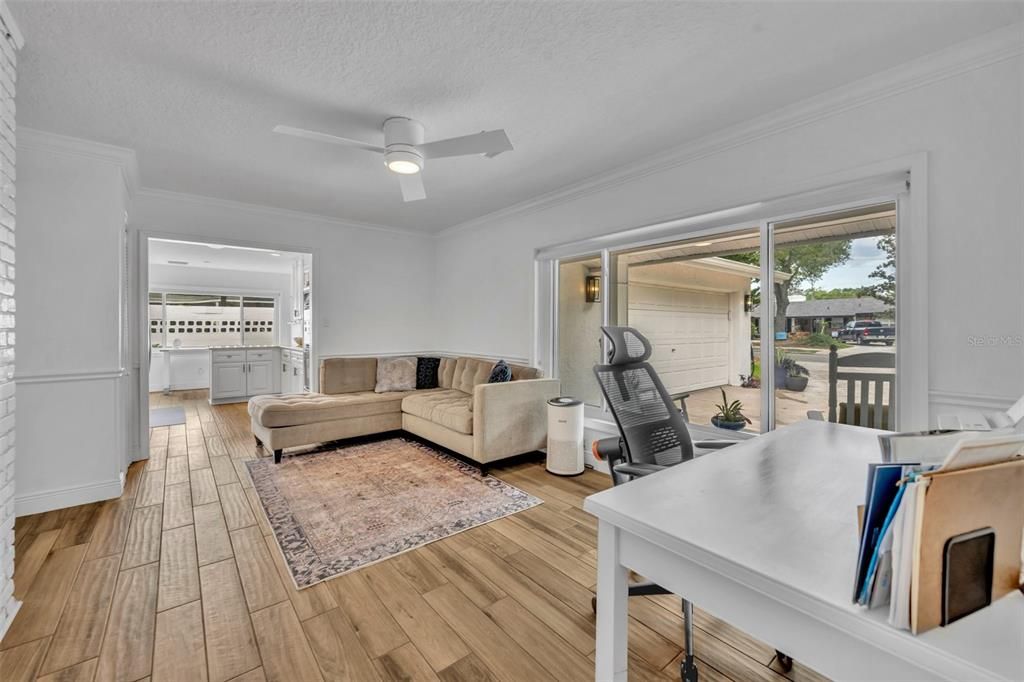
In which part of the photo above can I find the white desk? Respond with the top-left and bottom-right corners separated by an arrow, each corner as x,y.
584,420 -> 1023,681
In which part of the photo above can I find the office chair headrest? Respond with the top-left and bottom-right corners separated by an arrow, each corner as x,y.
600,326 -> 653,365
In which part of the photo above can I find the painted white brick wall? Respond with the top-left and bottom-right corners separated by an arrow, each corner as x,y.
0,19 -> 18,639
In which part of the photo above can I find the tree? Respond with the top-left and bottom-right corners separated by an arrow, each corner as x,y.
725,240 -> 852,335
803,286 -> 866,300
867,234 -> 895,306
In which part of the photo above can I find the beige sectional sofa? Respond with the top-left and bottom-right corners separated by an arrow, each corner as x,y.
248,356 -> 560,469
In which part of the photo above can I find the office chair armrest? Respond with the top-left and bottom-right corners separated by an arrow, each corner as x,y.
592,436 -> 626,466
693,440 -> 736,450
613,462 -> 667,478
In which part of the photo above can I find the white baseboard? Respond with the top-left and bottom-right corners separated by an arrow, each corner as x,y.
15,477 -> 125,516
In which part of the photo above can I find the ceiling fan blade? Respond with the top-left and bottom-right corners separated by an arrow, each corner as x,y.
417,129 -> 513,159
272,125 -> 385,153
398,173 -> 426,202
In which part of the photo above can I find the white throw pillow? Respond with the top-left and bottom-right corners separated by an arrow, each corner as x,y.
374,356 -> 417,392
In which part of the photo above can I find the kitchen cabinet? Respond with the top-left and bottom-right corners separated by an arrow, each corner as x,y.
246,359 -> 275,395
281,348 -> 304,394
209,346 -> 302,404
211,362 -> 246,400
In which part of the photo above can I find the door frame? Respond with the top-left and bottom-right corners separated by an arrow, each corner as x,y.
132,229 -> 316,464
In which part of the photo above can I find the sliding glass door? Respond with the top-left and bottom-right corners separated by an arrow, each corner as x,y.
608,228 -> 763,432
768,203 -> 897,429
548,198 -> 901,435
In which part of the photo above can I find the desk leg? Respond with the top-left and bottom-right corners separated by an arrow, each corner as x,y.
595,519 -> 628,682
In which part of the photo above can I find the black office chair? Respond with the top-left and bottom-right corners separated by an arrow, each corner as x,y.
590,326 -> 792,681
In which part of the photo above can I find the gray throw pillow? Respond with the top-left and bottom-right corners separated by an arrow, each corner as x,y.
375,356 -> 417,392
488,359 -> 513,383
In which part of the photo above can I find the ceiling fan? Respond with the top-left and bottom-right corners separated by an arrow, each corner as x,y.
273,117 -> 513,202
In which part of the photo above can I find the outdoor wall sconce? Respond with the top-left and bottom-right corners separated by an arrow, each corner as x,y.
585,275 -> 601,303
744,293 -> 752,312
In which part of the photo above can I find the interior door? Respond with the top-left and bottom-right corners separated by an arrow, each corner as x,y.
246,361 -> 275,395
211,363 -> 246,399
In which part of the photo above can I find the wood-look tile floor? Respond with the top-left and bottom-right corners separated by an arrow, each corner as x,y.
1,391 -> 830,682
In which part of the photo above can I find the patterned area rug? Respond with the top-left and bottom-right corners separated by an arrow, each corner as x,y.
247,437 -> 542,588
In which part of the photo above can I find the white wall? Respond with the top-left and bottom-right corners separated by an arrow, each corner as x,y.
16,139 -> 132,514
433,43 -> 1024,421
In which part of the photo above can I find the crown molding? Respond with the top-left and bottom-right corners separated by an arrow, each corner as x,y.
0,1 -> 23,50
439,22 -> 1024,238
19,127 -> 140,197
135,187 -> 426,238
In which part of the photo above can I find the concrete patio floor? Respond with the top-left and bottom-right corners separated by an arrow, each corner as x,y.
684,345 -> 895,433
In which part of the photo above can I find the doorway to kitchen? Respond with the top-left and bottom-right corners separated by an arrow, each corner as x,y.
144,237 -> 313,429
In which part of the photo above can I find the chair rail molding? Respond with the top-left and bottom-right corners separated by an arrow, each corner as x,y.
439,21 -> 1024,238
318,350 -> 532,366
929,389 -> 1018,412
15,368 -> 129,384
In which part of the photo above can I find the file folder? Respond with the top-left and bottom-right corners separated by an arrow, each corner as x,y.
909,457 -> 1024,634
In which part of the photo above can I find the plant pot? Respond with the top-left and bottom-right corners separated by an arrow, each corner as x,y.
711,416 -> 747,431
774,365 -> 788,388
785,375 -> 809,392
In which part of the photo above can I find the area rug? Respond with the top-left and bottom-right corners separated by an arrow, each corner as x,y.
247,437 -> 542,588
149,406 -> 186,427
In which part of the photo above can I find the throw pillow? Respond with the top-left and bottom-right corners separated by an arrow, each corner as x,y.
375,356 -> 417,392
487,359 -> 513,384
416,356 -> 441,389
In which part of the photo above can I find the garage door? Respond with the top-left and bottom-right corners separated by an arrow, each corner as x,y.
628,283 -> 731,394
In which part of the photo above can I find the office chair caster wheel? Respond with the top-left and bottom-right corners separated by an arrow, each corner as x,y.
680,653 -> 698,682
775,651 -> 793,672
591,595 -> 597,612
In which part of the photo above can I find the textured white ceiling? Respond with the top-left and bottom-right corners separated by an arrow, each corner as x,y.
11,1 -> 1021,233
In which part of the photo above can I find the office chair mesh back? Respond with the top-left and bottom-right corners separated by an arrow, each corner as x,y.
594,326 -> 695,468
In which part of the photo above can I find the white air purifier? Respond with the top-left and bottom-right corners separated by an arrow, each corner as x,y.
547,397 -> 585,476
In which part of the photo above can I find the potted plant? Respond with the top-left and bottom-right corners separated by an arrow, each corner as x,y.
785,362 -> 810,392
774,348 -> 790,388
711,388 -> 752,431
775,350 -> 810,391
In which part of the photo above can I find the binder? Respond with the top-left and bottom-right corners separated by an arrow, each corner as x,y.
909,457 -> 1024,634
853,464 -> 904,602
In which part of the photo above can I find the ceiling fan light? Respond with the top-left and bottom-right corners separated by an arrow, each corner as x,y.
384,146 -> 423,175
387,159 -> 421,175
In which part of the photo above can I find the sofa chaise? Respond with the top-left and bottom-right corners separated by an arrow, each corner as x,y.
248,355 -> 560,470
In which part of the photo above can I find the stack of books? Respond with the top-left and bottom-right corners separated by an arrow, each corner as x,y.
854,431 -> 1024,634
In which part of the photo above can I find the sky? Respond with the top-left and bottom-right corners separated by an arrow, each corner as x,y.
810,236 -> 889,291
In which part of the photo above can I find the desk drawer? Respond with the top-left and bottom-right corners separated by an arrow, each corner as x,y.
211,350 -> 245,363
246,349 -> 275,361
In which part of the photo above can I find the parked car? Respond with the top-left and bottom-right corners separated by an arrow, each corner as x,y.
836,320 -> 895,345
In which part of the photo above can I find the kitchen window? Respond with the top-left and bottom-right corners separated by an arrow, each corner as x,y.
149,291 -> 276,348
